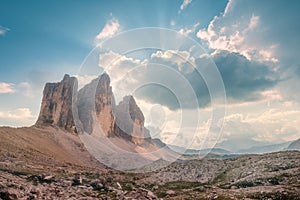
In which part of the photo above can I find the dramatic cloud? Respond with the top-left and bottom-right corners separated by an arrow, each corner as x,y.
198,0 -> 300,75
95,18 -> 120,41
179,0 -> 192,12
98,49 -> 279,110
0,82 -> 15,94
212,50 -> 278,101
0,26 -> 9,36
197,13 -> 278,63
99,50 -> 205,109
193,0 -> 300,149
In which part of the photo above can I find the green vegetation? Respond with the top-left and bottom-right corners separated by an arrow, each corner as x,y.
161,181 -> 203,190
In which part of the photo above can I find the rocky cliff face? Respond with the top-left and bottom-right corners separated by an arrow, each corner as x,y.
114,96 -> 146,145
77,74 -> 147,144
36,74 -> 77,132
77,74 -> 115,136
95,74 -> 115,137
37,73 -> 149,144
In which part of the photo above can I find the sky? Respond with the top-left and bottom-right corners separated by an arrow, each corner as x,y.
1,0 -> 300,151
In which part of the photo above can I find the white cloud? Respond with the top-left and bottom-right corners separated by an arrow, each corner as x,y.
249,15 -> 260,30
260,89 -> 282,106
0,108 -> 34,119
0,108 -> 36,127
151,49 -> 196,71
0,26 -> 10,36
179,0 -> 192,12
197,3 -> 278,63
220,101 -> 300,145
196,16 -> 218,44
95,18 -> 120,41
197,0 -> 300,112
246,109 -> 300,142
223,0 -> 234,17
0,82 -> 15,94
99,50 -> 143,82
76,75 -> 98,89
178,22 -> 200,36
99,49 -> 197,81
0,81 -> 40,97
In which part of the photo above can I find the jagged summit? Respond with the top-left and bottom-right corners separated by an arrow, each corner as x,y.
76,73 -> 116,136
35,74 -> 77,132
36,73 -> 151,145
115,95 -> 146,144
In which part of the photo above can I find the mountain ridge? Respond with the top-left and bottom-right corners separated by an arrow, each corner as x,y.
35,73 -> 163,149
287,138 -> 300,150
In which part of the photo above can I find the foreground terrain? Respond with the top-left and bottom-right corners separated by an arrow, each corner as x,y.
0,126 -> 300,199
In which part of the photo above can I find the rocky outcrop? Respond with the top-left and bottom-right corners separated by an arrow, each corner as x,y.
36,74 -> 77,132
76,77 -> 98,134
77,74 -> 148,144
114,96 -> 146,145
94,74 -> 115,137
76,74 -> 115,136
36,73 -> 151,145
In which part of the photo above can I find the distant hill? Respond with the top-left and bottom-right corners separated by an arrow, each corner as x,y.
237,141 -> 291,154
185,148 -> 231,155
215,137 -> 271,152
287,138 -> 300,150
168,145 -> 231,156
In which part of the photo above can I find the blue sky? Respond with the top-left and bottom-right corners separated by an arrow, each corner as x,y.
0,0 -> 227,82
1,0 -> 300,151
0,0 -> 227,122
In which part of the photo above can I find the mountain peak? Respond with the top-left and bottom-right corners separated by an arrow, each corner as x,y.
36,73 -> 152,146
36,74 -> 77,132
114,95 -> 145,144
63,74 -> 70,80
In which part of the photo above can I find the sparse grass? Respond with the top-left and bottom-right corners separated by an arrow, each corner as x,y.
155,181 -> 205,198
118,180 -> 136,191
143,183 -> 156,190
212,168 -> 230,184
233,180 -> 263,188
249,191 -> 299,200
161,181 -> 203,190
156,190 -> 168,198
